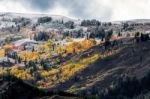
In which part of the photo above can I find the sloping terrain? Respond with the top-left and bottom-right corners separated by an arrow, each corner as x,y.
0,40 -> 149,99
52,41 -> 150,97
0,76 -> 81,99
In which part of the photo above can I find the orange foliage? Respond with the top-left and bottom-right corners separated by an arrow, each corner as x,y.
64,39 -> 96,55
3,45 -> 13,49
18,51 -> 40,61
0,49 -> 5,57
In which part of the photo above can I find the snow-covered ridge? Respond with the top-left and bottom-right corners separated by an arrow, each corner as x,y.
0,12 -> 81,29
0,12 -> 77,22
112,19 -> 150,24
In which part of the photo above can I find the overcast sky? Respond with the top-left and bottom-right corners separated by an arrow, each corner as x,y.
0,0 -> 150,21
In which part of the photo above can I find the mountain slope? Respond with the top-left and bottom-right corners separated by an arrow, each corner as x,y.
52,40 -> 150,96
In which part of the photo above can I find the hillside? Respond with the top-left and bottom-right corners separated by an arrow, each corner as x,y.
1,39 -> 149,98
0,12 -> 150,99
51,40 -> 150,97
0,76 -> 81,99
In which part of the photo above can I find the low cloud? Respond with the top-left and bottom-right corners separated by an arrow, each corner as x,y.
0,0 -> 150,21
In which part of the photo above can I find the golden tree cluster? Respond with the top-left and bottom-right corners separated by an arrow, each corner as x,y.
57,39 -> 97,55
18,51 -> 40,61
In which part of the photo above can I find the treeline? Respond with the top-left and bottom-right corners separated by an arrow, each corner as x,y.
81,19 -> 101,26
37,16 -> 52,24
12,17 -> 31,26
64,21 -> 74,29
135,32 -> 150,43
33,28 -> 114,43
81,19 -> 113,27
63,29 -> 84,38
